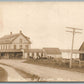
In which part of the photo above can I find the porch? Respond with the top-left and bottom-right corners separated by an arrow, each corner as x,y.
0,49 -> 23,59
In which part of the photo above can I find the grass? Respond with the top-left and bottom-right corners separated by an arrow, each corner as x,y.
0,67 -> 8,82
24,58 -> 69,68
24,58 -> 84,73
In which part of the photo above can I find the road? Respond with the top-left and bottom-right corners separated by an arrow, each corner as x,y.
0,64 -> 26,82
0,59 -> 84,81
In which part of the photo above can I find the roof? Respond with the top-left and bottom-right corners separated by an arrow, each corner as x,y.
79,42 -> 84,51
0,32 -> 31,44
25,49 -> 43,53
43,48 -> 61,54
0,49 -> 22,52
61,49 -> 84,54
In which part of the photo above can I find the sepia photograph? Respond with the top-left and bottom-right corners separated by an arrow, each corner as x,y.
0,1 -> 84,82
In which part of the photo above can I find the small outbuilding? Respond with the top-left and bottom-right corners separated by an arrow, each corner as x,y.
43,48 -> 62,59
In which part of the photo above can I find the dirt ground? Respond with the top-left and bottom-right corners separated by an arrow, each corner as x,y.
0,64 -> 26,82
0,67 -> 7,82
0,59 -> 84,81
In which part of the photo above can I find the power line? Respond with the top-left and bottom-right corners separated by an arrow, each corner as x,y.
66,27 -> 82,68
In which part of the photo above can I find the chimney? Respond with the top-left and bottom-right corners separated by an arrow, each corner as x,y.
20,30 -> 22,34
10,32 -> 12,35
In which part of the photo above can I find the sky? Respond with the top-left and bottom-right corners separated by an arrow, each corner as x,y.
0,2 -> 84,49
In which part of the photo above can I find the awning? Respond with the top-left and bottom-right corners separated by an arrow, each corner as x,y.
0,49 -> 22,52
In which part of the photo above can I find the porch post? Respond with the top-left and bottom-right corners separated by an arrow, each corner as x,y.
79,59 -> 81,68
21,49 -> 25,59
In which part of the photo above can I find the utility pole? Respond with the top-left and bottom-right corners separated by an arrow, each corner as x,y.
66,27 -> 82,68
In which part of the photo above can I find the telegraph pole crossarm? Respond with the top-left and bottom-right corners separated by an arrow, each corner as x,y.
66,27 -> 83,30
66,27 -> 82,68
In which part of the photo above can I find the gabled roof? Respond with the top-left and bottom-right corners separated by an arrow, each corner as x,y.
0,32 -> 31,44
25,49 -> 43,53
43,48 -> 61,54
79,42 -> 84,51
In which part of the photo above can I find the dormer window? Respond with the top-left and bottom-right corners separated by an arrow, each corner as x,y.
25,45 -> 29,49
20,39 -> 22,44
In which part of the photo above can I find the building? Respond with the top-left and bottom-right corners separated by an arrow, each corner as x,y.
25,49 -> 44,59
79,42 -> 84,60
0,31 -> 31,59
61,49 -> 79,59
43,48 -> 62,59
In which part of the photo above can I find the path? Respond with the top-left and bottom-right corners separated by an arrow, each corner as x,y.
0,64 -> 26,82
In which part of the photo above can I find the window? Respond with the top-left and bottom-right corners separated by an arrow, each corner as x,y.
37,52 -> 39,56
2,45 -> 3,49
6,45 -> 7,50
14,45 -> 16,49
3,45 -> 5,49
8,45 -> 10,49
19,45 -> 22,49
20,39 -> 22,44
25,45 -> 29,49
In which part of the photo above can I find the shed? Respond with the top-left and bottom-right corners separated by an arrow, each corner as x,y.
43,48 -> 62,58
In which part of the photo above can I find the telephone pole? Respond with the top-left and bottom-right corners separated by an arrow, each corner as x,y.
66,27 -> 82,68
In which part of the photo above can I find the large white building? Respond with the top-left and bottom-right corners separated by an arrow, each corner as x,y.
0,31 -> 31,59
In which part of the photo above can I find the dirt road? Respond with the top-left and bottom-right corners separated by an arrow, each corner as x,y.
0,59 -> 84,81
0,64 -> 26,82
